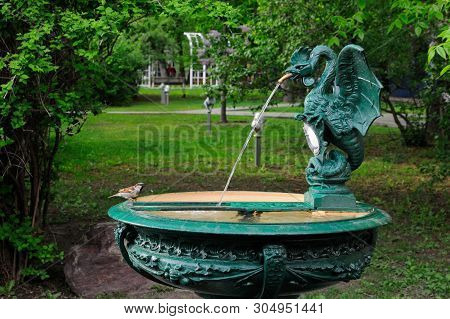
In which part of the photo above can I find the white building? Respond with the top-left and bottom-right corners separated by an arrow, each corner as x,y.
140,32 -> 218,88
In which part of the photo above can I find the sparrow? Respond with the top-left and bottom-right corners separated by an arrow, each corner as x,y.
109,183 -> 144,200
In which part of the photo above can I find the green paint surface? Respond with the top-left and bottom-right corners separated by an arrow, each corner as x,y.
109,200 -> 390,236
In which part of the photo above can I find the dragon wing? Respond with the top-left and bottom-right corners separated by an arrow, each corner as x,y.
335,44 -> 383,136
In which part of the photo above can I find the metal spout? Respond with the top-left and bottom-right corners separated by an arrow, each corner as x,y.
277,73 -> 293,84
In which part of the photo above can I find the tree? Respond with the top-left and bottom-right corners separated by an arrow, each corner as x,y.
132,16 -> 189,86
163,0 -> 258,123
328,0 -> 449,146
204,26 -> 255,123
100,36 -> 147,105
248,0 -> 448,147
247,0 -> 350,102
0,0 -> 157,282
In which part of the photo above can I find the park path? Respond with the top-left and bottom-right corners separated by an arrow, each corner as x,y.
106,105 -> 404,128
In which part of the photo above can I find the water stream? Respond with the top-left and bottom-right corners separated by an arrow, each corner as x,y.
217,83 -> 281,206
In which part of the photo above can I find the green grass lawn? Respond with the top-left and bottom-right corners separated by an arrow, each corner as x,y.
106,86 -> 292,112
46,112 -> 449,298
106,87 -> 207,112
108,88 -> 422,122
266,105 -> 303,113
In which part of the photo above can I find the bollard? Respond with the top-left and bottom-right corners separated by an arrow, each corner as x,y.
160,83 -> 166,104
251,112 -> 264,167
255,130 -> 262,167
207,110 -> 212,132
204,97 -> 215,133
164,84 -> 170,105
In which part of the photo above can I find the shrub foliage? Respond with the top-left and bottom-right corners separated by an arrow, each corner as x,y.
0,0 -> 156,282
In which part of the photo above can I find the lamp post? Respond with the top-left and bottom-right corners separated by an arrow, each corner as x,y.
160,83 -> 165,104
204,96 -> 215,132
251,112 -> 264,167
164,84 -> 170,105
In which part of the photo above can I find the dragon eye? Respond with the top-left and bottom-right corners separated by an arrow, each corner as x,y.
295,63 -> 309,70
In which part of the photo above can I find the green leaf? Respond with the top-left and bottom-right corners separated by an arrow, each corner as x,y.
433,10 -> 444,20
436,46 -> 447,59
387,23 -> 395,34
439,65 -> 450,76
358,0 -> 366,10
438,28 -> 450,39
327,36 -> 340,47
414,26 -> 422,37
337,30 -> 347,38
399,13 -> 408,24
428,47 -> 436,64
357,30 -> 364,41
353,11 -> 364,23
0,137 -> 13,148
418,22 -> 428,29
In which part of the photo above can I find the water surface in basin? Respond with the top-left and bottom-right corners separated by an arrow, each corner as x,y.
136,209 -> 368,224
136,191 -> 305,203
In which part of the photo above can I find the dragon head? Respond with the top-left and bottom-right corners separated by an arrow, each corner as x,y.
285,47 -> 315,86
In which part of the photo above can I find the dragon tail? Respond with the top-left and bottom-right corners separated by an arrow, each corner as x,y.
333,129 -> 365,171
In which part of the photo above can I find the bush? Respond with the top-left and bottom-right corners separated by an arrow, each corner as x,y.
0,0 -> 157,282
0,212 -> 63,282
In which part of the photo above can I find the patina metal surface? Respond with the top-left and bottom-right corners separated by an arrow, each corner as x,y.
109,195 -> 390,298
111,211 -> 382,298
286,44 -> 382,209
109,199 -> 390,236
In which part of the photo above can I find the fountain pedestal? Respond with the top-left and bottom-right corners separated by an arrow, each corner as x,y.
109,191 -> 390,298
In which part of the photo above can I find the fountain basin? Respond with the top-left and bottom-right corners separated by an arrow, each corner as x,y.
108,191 -> 390,298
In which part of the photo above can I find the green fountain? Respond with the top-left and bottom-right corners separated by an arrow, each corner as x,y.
108,44 -> 391,298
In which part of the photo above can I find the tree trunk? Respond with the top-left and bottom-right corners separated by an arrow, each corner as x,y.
0,122 -> 60,282
282,81 -> 294,104
176,31 -> 186,99
425,92 -> 444,142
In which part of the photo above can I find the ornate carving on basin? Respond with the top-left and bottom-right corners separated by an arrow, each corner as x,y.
113,217 -> 378,298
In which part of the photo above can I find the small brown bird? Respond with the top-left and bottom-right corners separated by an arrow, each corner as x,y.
109,183 -> 144,200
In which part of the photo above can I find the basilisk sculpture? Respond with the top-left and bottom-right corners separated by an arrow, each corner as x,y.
282,44 -> 382,209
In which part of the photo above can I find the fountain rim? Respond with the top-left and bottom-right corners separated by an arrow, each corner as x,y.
108,200 -> 391,236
